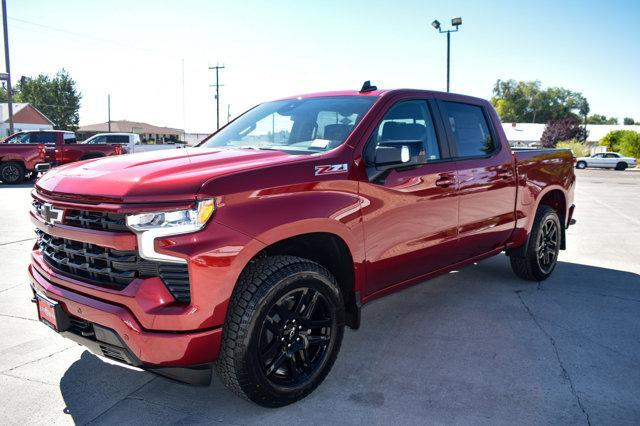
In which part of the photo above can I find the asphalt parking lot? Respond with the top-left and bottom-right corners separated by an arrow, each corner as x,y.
0,168 -> 639,425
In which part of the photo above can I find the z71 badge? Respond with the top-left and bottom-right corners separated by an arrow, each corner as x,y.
314,164 -> 348,176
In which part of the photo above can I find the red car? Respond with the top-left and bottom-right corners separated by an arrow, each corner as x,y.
28,86 -> 575,406
4,130 -> 122,167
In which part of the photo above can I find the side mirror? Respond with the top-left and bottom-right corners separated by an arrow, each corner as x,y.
370,140 -> 423,182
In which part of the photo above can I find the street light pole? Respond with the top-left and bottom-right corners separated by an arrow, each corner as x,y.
2,0 -> 14,134
446,30 -> 451,93
432,17 -> 462,93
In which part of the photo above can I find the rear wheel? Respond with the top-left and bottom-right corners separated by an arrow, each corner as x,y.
0,162 -> 25,184
575,161 -> 587,169
216,255 -> 345,407
615,162 -> 627,171
509,205 -> 561,281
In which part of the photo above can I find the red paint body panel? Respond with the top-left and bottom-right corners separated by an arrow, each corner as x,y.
28,89 -> 575,373
0,142 -> 46,171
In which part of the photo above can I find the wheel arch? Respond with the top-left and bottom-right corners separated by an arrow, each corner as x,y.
508,186 -> 568,257
238,226 -> 362,330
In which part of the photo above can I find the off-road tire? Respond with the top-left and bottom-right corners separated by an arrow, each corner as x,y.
575,161 -> 587,169
0,162 -> 25,184
216,255 -> 345,407
509,205 -> 561,281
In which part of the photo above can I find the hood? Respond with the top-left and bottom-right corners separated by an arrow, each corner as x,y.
36,148 -> 298,203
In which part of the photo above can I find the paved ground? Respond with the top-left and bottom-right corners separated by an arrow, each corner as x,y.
0,169 -> 639,425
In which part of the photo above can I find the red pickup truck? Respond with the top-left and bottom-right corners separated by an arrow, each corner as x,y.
0,142 -> 47,184
28,86 -> 575,407
4,130 -> 122,168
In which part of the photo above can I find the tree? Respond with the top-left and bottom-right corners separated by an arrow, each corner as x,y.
619,132 -> 640,159
619,131 -> 640,159
599,130 -> 636,152
586,114 -> 618,125
491,79 -> 589,123
2,70 -> 81,130
541,117 -> 588,148
624,117 -> 636,125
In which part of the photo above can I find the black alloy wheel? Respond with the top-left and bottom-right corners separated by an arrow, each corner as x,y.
258,287 -> 334,386
536,218 -> 559,274
0,162 -> 25,184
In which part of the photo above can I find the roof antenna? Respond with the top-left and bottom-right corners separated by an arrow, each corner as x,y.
360,80 -> 377,93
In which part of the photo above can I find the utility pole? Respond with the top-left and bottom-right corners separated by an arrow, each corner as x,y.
2,0 -> 14,134
227,104 -> 230,123
208,64 -> 225,130
107,94 -> 111,132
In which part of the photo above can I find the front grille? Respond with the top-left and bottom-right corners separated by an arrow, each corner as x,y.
36,230 -> 190,302
32,199 -> 128,232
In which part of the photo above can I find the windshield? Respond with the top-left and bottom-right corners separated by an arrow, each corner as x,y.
201,96 -> 377,154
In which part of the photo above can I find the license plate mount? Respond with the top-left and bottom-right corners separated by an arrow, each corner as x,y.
35,293 -> 69,332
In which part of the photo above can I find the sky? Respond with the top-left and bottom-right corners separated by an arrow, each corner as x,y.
3,0 -> 640,133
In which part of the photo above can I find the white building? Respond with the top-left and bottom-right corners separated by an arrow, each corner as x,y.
0,103 -> 54,137
502,122 -> 640,152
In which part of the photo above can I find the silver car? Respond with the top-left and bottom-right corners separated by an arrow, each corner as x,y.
576,152 -> 637,170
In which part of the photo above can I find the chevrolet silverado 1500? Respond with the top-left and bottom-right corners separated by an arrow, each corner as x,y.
28,86 -> 575,407
5,130 -> 122,167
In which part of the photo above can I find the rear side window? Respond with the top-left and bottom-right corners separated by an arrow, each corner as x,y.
31,132 -> 57,144
441,102 -> 496,158
365,100 -> 440,164
63,133 -> 77,144
106,135 -> 130,144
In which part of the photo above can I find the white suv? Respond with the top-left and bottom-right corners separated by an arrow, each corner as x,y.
83,133 -> 184,154
576,152 -> 637,170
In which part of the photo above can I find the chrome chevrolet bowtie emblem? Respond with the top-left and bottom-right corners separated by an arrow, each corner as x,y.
41,203 -> 63,226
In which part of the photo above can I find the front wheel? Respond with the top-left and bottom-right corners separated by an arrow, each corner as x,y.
576,161 -> 587,169
615,162 -> 627,171
509,205 -> 561,281
0,162 -> 25,184
216,255 -> 345,407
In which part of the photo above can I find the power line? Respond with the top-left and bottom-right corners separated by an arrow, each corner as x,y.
8,16 -> 154,52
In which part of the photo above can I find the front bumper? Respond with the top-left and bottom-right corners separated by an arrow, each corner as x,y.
29,262 -> 221,383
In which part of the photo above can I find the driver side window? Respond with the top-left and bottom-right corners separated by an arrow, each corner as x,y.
365,100 -> 440,164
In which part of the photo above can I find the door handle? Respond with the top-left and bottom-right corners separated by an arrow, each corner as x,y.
496,167 -> 512,179
435,175 -> 455,188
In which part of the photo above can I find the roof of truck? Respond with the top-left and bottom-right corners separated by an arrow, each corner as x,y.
276,88 -> 490,105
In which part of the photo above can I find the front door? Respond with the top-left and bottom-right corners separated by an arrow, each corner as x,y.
359,99 -> 459,296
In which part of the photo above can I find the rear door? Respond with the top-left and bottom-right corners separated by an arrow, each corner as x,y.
437,100 -> 517,260
603,153 -> 619,168
360,98 -> 459,296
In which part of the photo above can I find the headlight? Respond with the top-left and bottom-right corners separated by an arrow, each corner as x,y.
126,199 -> 216,263
126,199 -> 216,232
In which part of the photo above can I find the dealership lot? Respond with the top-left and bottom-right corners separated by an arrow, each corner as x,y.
0,169 -> 638,425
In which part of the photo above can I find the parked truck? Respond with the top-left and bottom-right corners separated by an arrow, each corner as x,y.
28,86 -> 575,407
82,133 -> 184,154
4,130 -> 122,167
0,142 -> 48,184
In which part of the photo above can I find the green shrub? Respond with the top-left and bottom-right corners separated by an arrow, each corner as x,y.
619,131 -> 640,159
556,139 -> 589,157
599,130 -> 637,152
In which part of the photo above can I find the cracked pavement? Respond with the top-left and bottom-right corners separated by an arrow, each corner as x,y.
1,170 -> 639,425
